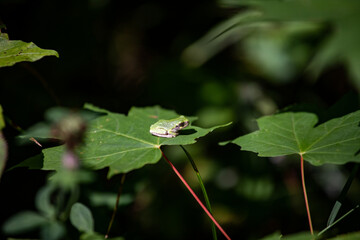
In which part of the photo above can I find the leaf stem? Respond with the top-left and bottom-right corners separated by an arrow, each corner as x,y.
180,145 -> 217,240
301,154 -> 313,235
161,150 -> 231,240
105,173 -> 126,239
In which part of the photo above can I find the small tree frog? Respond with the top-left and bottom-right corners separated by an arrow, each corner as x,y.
149,115 -> 189,138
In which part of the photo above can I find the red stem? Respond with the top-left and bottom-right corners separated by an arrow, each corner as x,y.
301,154 -> 314,235
161,150 -> 231,240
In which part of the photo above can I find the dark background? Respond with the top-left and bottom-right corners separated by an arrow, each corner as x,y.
1,0 -> 359,239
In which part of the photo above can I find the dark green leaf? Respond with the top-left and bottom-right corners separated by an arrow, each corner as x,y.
0,35 -> 58,67
258,232 -> 281,240
70,203 -> 94,233
42,106 -> 230,178
225,111 -> 360,166
282,232 -> 314,240
329,231 -> 360,240
40,221 -> 65,240
35,185 -> 56,219
80,232 -> 125,240
2,211 -> 47,234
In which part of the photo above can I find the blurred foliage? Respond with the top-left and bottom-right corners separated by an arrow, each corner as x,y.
185,0 -> 360,89
1,0 -> 360,240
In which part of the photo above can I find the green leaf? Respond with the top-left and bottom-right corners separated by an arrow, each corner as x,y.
329,231 -> 360,240
225,111 -> 360,166
258,232 -> 281,240
2,211 -> 47,234
0,35 -> 59,67
42,105 -> 230,178
259,232 -> 313,240
35,185 -> 56,219
282,232 -> 314,240
40,221 -> 65,240
80,232 -> 125,240
70,203 -> 94,233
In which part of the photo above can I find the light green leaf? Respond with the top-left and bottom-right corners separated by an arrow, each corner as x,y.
226,111 -> 360,166
70,203 -> 94,233
0,35 -> 58,67
42,105 -> 230,178
2,211 -> 47,234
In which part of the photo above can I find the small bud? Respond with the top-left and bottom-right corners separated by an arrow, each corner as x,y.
51,114 -> 86,149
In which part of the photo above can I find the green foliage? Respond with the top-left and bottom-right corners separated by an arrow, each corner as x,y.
282,232 -> 314,240
329,231 -> 360,240
42,105 -> 230,178
225,111 -> 360,166
2,0 -> 360,239
2,211 -> 48,234
70,203 -> 94,233
40,221 -> 65,240
0,33 -> 59,67
35,185 -> 57,219
80,232 -> 125,240
185,0 -> 360,88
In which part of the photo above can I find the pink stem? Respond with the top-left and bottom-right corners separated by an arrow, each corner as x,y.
301,154 -> 314,235
161,150 -> 231,240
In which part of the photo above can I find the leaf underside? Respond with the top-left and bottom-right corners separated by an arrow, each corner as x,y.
228,111 -> 360,166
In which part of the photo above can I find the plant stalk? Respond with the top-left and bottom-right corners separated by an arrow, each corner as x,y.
161,150 -> 231,240
301,154 -> 313,235
180,145 -> 217,240
105,173 -> 126,239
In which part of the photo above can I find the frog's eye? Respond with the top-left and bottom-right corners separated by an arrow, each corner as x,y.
178,122 -> 186,127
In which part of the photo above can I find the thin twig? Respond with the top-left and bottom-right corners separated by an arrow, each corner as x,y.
105,173 -> 126,239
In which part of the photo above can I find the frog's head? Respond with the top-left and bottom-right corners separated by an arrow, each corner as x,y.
173,115 -> 189,131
